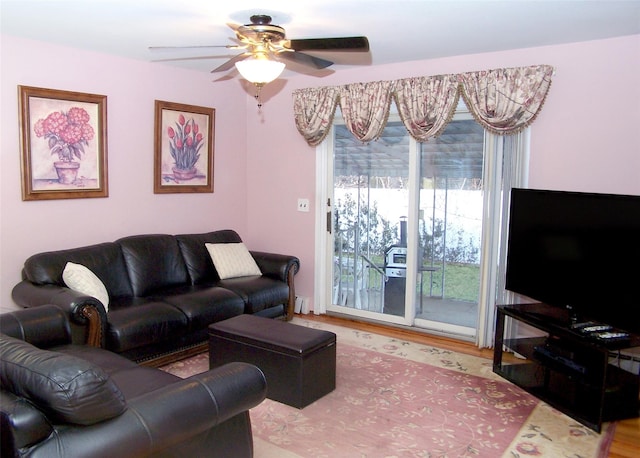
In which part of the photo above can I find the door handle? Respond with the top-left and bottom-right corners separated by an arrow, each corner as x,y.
326,211 -> 332,234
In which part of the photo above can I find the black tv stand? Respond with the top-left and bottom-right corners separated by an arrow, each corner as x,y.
493,302 -> 640,432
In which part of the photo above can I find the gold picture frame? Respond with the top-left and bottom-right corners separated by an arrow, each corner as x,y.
19,86 -> 108,200
154,100 -> 214,194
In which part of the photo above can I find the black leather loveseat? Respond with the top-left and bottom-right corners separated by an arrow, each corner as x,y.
0,304 -> 267,458
11,230 -> 299,365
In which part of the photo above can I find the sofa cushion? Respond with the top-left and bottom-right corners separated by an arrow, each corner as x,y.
52,343 -> 139,374
206,243 -> 262,279
176,230 -> 243,284
117,234 -> 189,297
160,285 -> 246,332
62,262 -> 110,311
218,276 -> 289,314
105,301 -> 189,353
52,344 -> 181,399
0,335 -> 126,425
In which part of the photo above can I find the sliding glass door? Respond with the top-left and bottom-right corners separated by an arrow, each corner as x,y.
327,109 -> 484,336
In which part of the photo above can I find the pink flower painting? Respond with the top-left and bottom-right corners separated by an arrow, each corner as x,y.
34,107 -> 94,163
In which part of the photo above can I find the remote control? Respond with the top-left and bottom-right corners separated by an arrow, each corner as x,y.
594,331 -> 629,340
581,325 -> 613,333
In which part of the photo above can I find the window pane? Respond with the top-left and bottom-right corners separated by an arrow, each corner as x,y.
417,119 -> 484,325
333,121 -> 409,314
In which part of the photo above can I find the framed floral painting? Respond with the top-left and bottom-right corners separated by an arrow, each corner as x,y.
18,86 -> 108,200
154,100 -> 214,194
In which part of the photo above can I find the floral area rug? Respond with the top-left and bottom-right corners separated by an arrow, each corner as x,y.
160,317 -> 615,458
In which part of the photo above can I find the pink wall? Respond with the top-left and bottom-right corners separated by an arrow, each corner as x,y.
2,33 -> 639,313
244,35 -> 640,311
0,35 -> 249,311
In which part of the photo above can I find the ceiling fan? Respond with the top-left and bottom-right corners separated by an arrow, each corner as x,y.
150,14 -> 370,106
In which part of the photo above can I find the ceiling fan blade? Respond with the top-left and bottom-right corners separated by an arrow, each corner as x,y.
211,53 -> 249,73
152,54 -> 237,63
149,45 -> 234,51
289,36 -> 370,52
278,51 -> 333,70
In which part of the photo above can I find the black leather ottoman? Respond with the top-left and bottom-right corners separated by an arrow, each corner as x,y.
208,314 -> 336,408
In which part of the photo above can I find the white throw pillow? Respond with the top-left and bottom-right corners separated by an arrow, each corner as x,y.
62,262 -> 110,311
205,242 -> 262,279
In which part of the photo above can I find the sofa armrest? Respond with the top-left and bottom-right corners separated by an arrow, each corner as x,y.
250,252 -> 300,320
250,252 -> 299,282
131,361 -> 267,432
19,362 -> 267,458
11,282 -> 107,348
1,390 -> 53,454
0,304 -> 71,348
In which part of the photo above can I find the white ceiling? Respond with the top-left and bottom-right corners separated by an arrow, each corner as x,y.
2,0 -> 639,79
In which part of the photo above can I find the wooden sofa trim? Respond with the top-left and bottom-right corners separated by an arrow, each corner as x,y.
77,304 -> 103,348
286,262 -> 299,321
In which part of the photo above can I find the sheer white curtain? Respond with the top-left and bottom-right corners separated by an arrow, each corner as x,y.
476,130 -> 530,348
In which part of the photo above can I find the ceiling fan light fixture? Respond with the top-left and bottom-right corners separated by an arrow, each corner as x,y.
235,54 -> 285,84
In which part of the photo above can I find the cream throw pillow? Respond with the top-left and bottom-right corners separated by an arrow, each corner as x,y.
62,262 -> 109,311
205,242 -> 262,279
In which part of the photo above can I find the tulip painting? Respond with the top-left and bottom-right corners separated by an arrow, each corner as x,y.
154,100 -> 214,194
167,113 -> 205,176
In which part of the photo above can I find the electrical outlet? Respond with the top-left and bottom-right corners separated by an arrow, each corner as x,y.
295,296 -> 309,314
297,198 -> 310,212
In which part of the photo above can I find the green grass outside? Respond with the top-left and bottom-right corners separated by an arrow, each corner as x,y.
424,262 -> 480,302
347,256 -> 481,303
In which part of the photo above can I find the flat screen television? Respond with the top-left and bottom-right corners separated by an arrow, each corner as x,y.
505,188 -> 640,335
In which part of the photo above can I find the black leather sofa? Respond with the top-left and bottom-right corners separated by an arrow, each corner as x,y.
0,304 -> 267,458
11,230 -> 300,365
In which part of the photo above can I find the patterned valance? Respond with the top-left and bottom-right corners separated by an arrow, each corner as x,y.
292,86 -> 340,147
338,81 -> 395,143
459,66 -> 553,135
394,74 -> 460,142
292,65 -> 554,146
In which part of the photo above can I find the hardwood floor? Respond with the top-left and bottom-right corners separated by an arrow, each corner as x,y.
301,313 -> 640,458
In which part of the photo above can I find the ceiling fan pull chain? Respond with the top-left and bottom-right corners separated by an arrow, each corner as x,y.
254,83 -> 264,109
